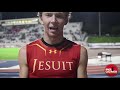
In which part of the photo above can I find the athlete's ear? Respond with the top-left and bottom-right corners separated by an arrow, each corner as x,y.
39,17 -> 44,25
37,12 -> 44,25
64,18 -> 69,25
64,12 -> 72,25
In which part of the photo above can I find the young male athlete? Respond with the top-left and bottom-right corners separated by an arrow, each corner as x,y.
18,12 -> 88,78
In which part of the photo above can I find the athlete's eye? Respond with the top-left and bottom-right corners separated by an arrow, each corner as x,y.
45,13 -> 52,17
56,14 -> 65,19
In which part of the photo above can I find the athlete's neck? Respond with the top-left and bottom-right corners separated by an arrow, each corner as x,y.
43,35 -> 64,45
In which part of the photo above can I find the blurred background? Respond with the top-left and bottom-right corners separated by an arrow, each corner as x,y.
1,12 -> 120,36
0,12 -> 120,78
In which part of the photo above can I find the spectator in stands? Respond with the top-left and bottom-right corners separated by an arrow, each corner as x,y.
18,12 -> 88,78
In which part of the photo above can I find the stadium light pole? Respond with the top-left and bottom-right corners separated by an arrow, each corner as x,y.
98,12 -> 101,36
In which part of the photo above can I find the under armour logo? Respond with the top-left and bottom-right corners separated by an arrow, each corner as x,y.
49,50 -> 57,54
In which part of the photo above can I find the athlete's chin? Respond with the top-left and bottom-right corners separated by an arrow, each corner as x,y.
49,31 -> 58,36
49,33 -> 58,37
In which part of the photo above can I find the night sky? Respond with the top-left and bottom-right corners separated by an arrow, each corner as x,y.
2,12 -> 37,19
1,12 -> 120,26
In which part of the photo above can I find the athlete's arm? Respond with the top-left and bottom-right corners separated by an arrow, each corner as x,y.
77,46 -> 88,78
18,46 -> 28,78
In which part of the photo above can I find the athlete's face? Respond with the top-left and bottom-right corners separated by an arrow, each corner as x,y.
40,12 -> 68,37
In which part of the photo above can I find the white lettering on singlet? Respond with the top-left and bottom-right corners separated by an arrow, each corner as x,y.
32,59 -> 74,72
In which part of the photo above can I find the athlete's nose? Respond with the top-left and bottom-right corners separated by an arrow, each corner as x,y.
51,15 -> 57,23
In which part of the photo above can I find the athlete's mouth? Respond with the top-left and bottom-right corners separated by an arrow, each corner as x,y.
49,27 -> 58,30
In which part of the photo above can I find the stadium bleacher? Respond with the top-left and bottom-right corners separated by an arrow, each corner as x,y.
0,18 -> 85,48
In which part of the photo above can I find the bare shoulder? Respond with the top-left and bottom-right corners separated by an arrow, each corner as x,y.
18,46 -> 27,64
19,46 -> 26,56
81,46 -> 88,54
80,46 -> 88,62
